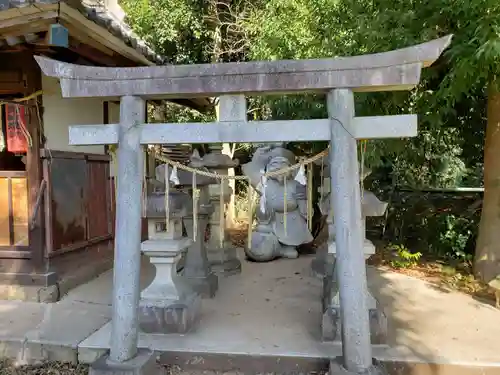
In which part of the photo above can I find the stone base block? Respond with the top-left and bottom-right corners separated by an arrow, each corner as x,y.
207,246 -> 242,276
311,250 -> 335,279
312,240 -> 375,279
139,295 -> 201,334
211,258 -> 242,276
185,272 -> 218,298
329,357 -> 387,375
322,306 -> 388,345
89,349 -> 163,375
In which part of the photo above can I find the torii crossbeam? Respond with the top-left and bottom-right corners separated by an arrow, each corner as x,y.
35,34 -> 452,375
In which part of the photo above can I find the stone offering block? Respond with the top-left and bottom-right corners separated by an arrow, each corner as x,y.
139,295 -> 201,334
139,238 -> 201,334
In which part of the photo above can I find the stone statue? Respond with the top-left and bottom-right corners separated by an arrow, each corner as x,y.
311,158 -> 388,278
242,145 -> 313,262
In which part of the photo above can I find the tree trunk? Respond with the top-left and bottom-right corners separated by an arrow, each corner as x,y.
474,82 -> 500,282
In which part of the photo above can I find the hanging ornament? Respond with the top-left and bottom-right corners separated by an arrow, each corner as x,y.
169,165 -> 180,185
191,149 -> 201,160
295,163 -> 307,185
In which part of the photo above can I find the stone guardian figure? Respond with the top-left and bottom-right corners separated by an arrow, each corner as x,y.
242,145 -> 313,261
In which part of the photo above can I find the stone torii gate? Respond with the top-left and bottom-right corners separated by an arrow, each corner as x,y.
35,35 -> 451,375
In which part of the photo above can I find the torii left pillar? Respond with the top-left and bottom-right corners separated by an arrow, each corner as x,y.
89,96 -> 159,375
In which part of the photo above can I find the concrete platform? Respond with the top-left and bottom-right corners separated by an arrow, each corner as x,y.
0,250 -> 499,373
73,251 -> 500,373
0,299 -> 111,364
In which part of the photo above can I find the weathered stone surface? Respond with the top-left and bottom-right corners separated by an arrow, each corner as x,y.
183,272 -> 218,299
241,145 -> 313,262
147,218 -> 183,241
205,186 -> 241,276
110,95 -> 145,363
313,239 -> 376,279
139,295 -> 201,334
191,152 -> 239,169
139,238 -> 200,334
38,36 -> 452,81
207,246 -> 242,276
68,115 -> 417,146
310,247 -> 335,279
327,89 -> 372,369
145,191 -> 191,219
89,349 -> 163,375
183,214 -> 219,298
329,357 -> 388,375
36,36 -> 452,98
322,269 -> 388,346
322,306 -> 388,346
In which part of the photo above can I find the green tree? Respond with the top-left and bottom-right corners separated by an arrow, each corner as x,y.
121,0 -> 497,280
244,0 -> 497,281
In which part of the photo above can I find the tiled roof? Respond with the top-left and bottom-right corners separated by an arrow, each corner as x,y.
0,0 -> 163,64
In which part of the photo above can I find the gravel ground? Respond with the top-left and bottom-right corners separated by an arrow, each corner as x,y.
0,360 -> 88,375
0,360 -> 327,375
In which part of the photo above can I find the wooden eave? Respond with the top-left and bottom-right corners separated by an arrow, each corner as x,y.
0,3 -> 214,112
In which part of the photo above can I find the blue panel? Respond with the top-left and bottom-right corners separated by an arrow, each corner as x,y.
48,24 -> 69,48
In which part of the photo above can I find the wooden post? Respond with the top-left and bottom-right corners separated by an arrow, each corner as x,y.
109,95 -> 145,363
24,54 -> 45,269
327,89 -> 372,372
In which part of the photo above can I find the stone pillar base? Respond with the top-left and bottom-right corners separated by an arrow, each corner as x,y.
89,349 -> 163,375
311,247 -> 334,278
312,240 -> 375,279
322,272 -> 388,345
185,272 -> 219,298
322,305 -> 388,345
139,294 -> 201,334
207,244 -> 242,276
329,357 -> 388,375
139,238 -> 200,334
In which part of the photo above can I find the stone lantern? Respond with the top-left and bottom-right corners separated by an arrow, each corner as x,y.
201,146 -> 241,275
139,189 -> 201,334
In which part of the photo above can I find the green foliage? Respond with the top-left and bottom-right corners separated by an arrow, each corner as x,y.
243,0 -> 494,188
388,243 -> 422,269
120,0 -> 213,64
120,0 -> 494,263
433,215 -> 475,263
380,190 -> 481,263
149,102 -> 215,124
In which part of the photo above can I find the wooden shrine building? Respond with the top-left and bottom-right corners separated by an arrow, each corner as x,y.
0,0 -> 210,300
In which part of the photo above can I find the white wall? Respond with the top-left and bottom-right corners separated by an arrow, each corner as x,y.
42,75 -> 105,155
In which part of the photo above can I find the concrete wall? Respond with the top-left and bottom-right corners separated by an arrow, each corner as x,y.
42,75 -> 105,155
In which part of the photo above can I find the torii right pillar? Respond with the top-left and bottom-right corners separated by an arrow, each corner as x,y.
327,89 -> 378,374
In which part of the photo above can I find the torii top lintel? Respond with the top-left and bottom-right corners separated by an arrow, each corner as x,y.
35,35 -> 452,99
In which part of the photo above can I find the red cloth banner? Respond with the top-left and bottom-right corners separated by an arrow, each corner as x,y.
5,104 -> 28,153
